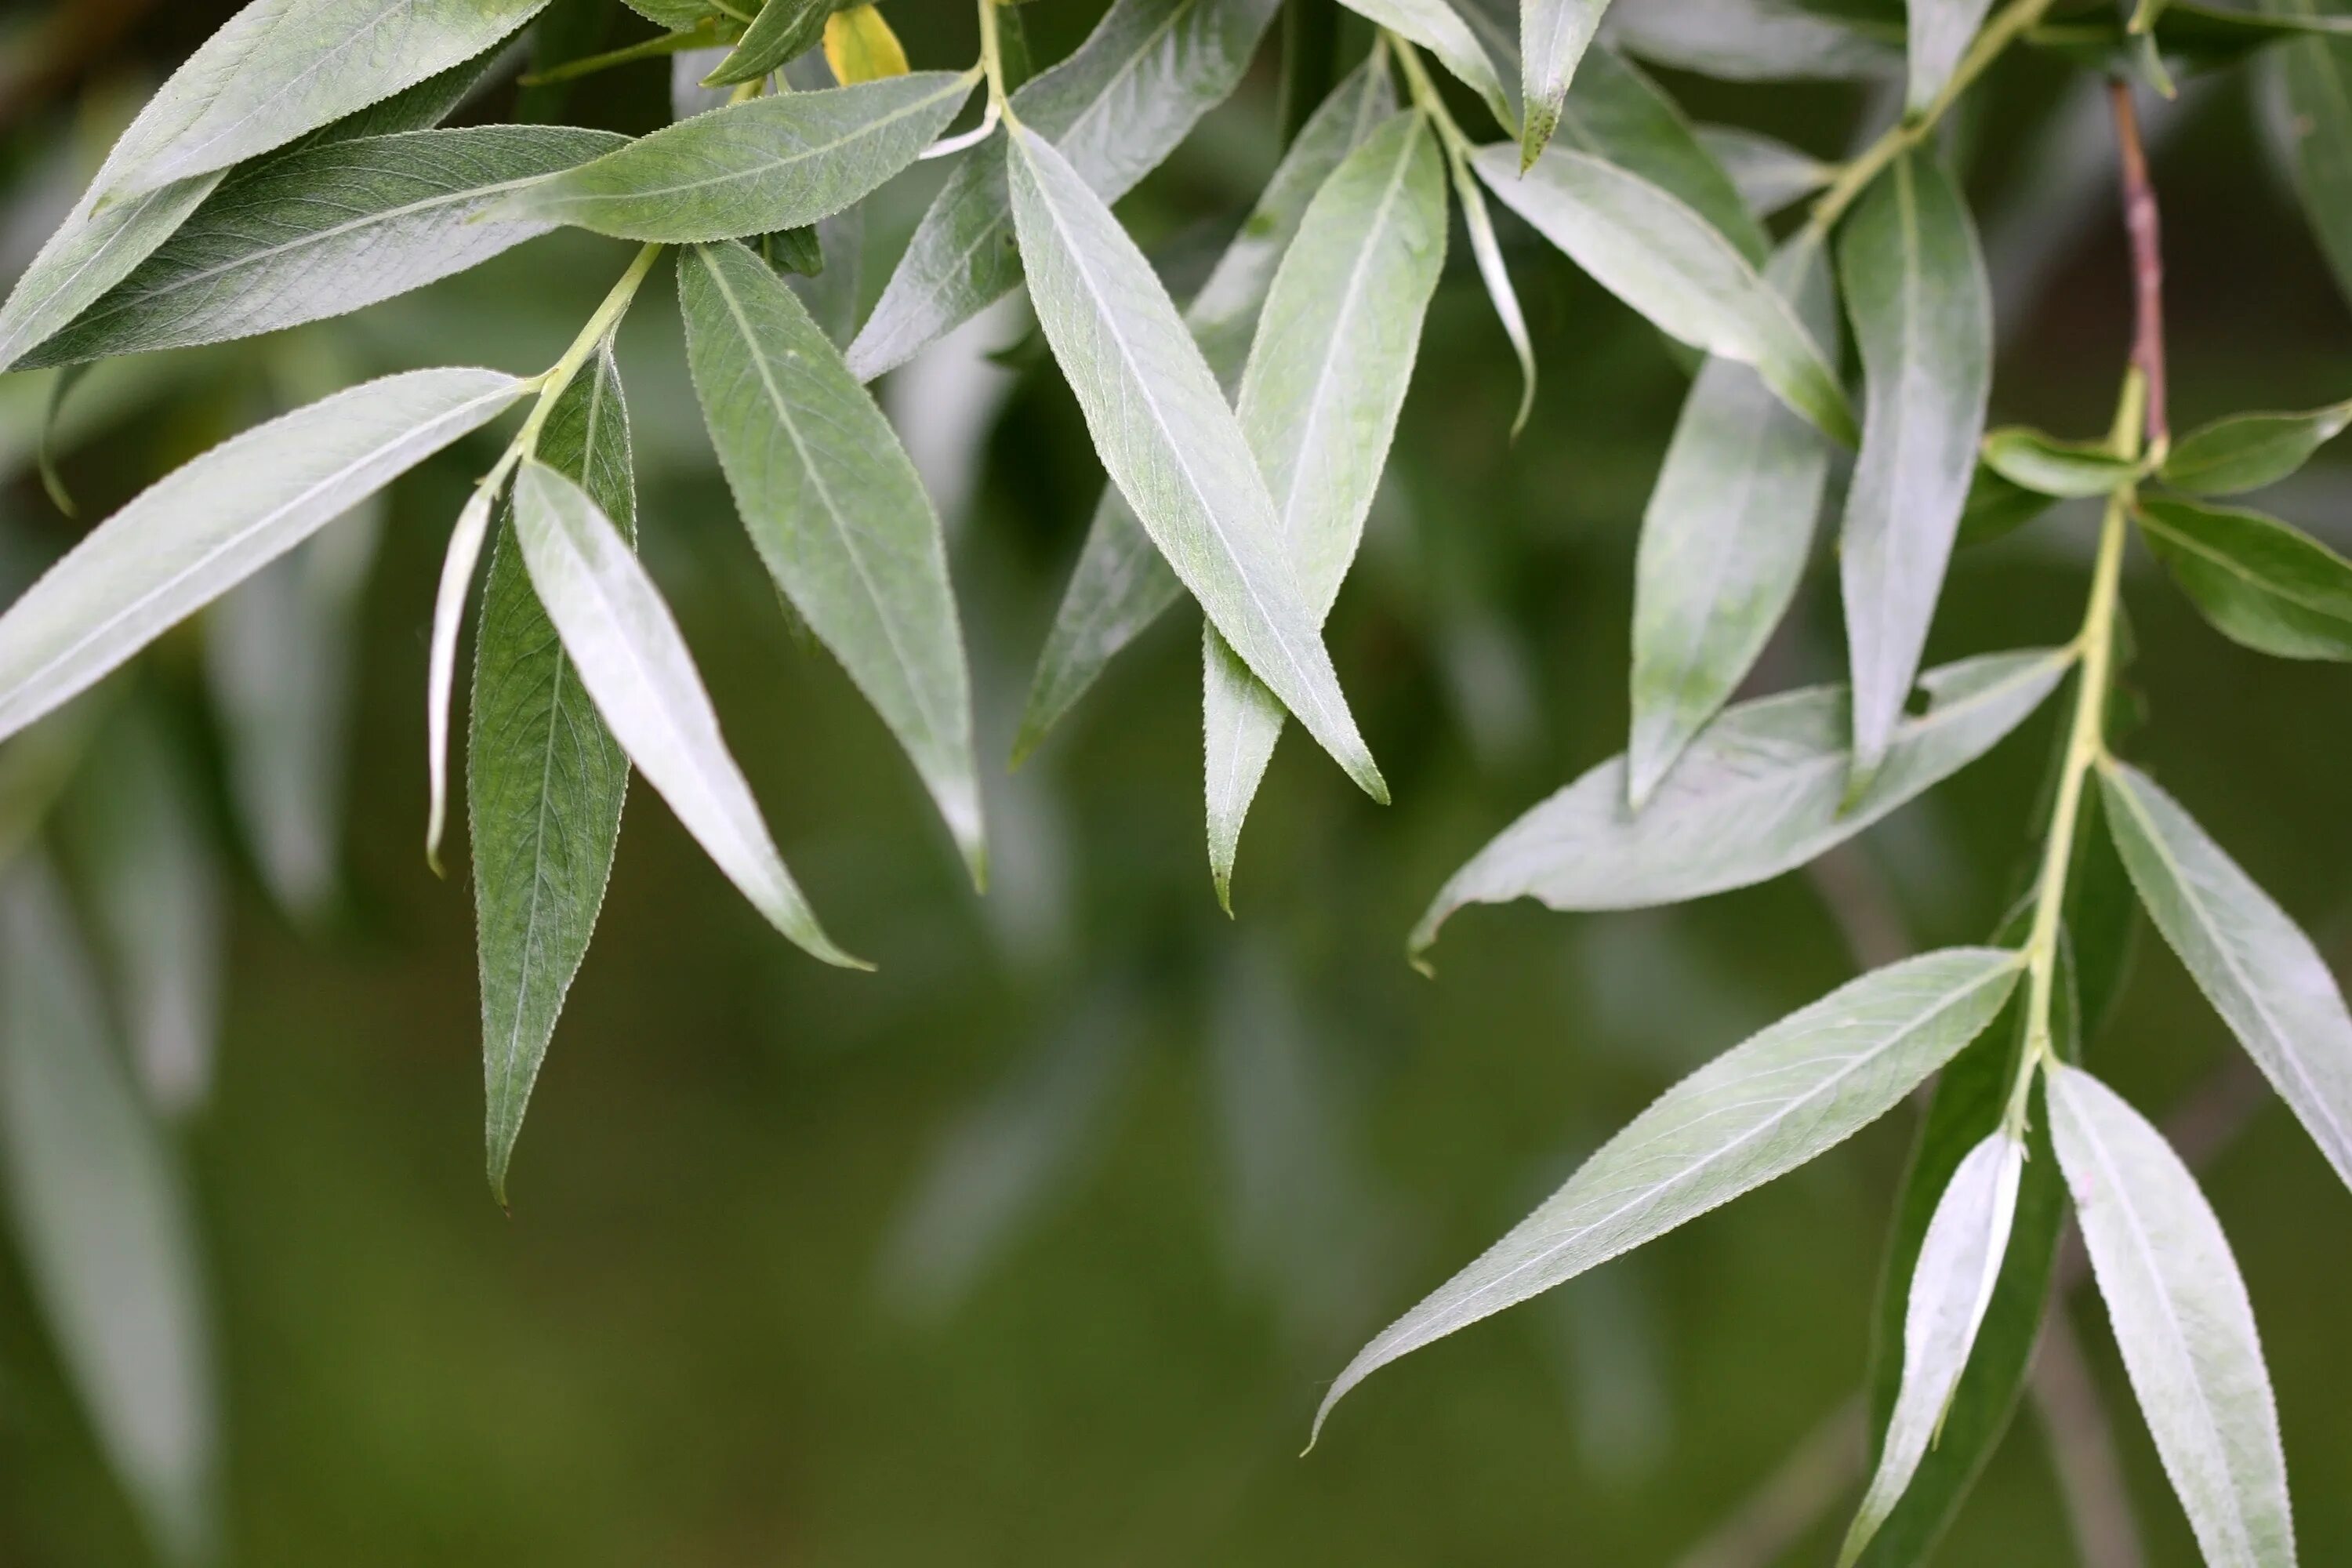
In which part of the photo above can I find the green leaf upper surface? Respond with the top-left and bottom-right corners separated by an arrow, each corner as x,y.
510,73 -> 975,242
1548,46 -> 1768,266
2161,400 -> 2352,495
1908,0 -> 1998,110
97,0 -> 550,202
1013,63 -> 1398,766
0,43 -> 505,376
1980,425 -> 2147,499
704,0 -> 832,85
846,0 -> 1283,380
2100,760 -> 2352,1190
1608,0 -> 1900,82
0,862 -> 216,1566
0,368 -> 524,746
2049,1063 -> 2298,1568
1840,1131 -> 2023,1566
2267,5 -> 2352,310
472,348 -> 635,1207
1412,648 -> 2068,960
1626,233 -> 1838,807
681,241 -> 984,878
1520,0 -> 1612,165
1007,125 -> 1386,802
1472,143 -> 1855,442
20,127 -> 623,368
1835,151 -> 1992,782
2138,497 -> 2352,659
1855,931 -> 2071,1566
510,460 -> 862,968
1203,111 -> 1446,902
1312,946 -> 2024,1442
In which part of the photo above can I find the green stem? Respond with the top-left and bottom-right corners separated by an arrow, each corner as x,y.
516,242 -> 662,459
518,23 -> 717,87
1388,36 -> 1465,158
978,0 -> 1010,112
2002,368 -> 2146,1133
1807,0 -> 2061,236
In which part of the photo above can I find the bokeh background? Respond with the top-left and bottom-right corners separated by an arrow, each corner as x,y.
2,1 -> 2350,1563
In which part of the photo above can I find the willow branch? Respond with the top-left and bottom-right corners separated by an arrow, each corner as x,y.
2110,78 -> 2168,452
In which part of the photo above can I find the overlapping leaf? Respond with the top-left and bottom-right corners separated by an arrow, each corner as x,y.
1312,947 -> 2024,1440
681,240 -> 984,877
847,0 -> 1282,379
1837,151 -> 1992,782
1413,649 -> 2068,961
1204,111 -> 1446,901
1520,0 -> 1613,165
0,368 -> 525,745
472,348 -> 636,1205
1547,45 -> 1766,264
2161,400 -> 2352,495
2267,7 -> 2352,310
2138,498 -> 2352,659
1007,125 -> 1385,801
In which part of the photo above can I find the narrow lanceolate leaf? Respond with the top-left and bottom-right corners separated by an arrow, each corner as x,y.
19,128 -> 622,368
1338,0 -> 1513,132
826,5 -> 909,82
1550,46 -> 1767,266
1007,125 -> 1386,801
0,368 -> 524,746
705,0 -> 829,85
1626,233 -> 1837,807
1836,152 -> 1992,783
1454,148 -> 1540,436
2161,400 -> 2352,495
508,73 -> 975,242
1857,934 -> 2073,1566
0,39 -> 511,375
511,460 -> 861,967
681,241 -> 984,879
1519,0 -> 1611,165
1472,143 -> 1854,442
1011,64 -> 1397,765
1981,426 -> 2146,499
2100,760 -> 2352,1190
0,862 -> 216,1565
847,0 -> 1283,379
1312,948 -> 2024,1441
1697,125 -> 1833,219
1839,1131 -> 2024,1566
2267,9 -> 2352,310
56,702 -> 225,1119
426,485 -> 496,871
99,0 -> 550,201
1908,0 -> 1999,111
1204,113 -> 1446,902
2138,498 -> 2352,659
1413,648 -> 2066,960
474,349 -> 635,1205
2049,1064 -> 2298,1568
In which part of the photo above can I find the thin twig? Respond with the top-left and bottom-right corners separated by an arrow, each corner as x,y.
2109,79 -> 2168,452
2031,1309 -> 2149,1568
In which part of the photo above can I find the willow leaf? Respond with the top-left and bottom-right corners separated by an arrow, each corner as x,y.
2100,760 -> 2352,1189
99,0 -> 551,201
0,368 -> 524,745
1472,143 -> 1853,441
2161,399 -> 2352,495
846,0 -> 1282,379
2049,1065 -> 2298,1568
1549,45 -> 1766,265
1836,151 -> 1991,783
1007,125 -> 1385,801
1626,232 -> 1837,807
1839,1131 -> 2024,1565
1909,0 -> 1998,110
474,349 -> 636,1206
23,127 -> 622,368
1203,111 -> 1446,902
0,862 -> 216,1565
2138,498 -> 2352,660
1338,0 -> 1514,132
510,72 -> 975,241
704,0 -> 830,85
1312,947 -> 2024,1442
511,460 -> 862,967
1519,0 -> 1611,165
2268,8 -> 2352,309
1013,46 -> 1397,770
681,240 -> 984,878
1413,648 -> 2067,962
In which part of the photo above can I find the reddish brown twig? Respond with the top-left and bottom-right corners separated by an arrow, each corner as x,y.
2110,78 -> 2168,450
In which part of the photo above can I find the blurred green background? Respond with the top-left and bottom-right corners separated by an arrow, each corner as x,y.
2,2 -> 2350,1563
